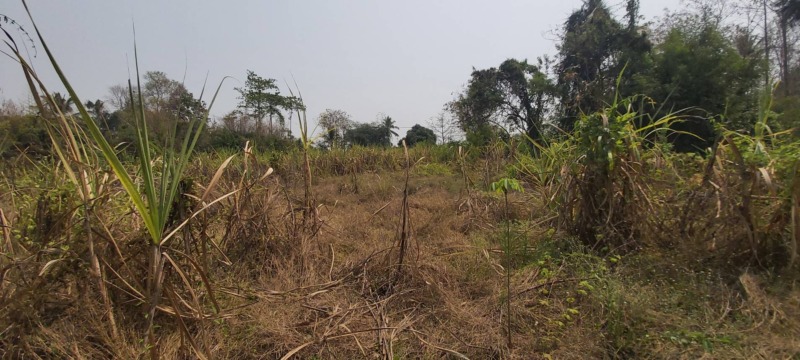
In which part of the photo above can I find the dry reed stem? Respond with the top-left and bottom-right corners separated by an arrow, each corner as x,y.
791,165 -> 799,268
0,209 -> 13,257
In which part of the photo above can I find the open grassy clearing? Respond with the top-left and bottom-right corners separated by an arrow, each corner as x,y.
2,154 -> 798,359
2,1 -> 800,358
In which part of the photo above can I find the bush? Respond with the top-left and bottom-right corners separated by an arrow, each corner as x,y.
0,115 -> 50,157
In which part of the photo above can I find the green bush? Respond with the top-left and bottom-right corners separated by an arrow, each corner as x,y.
0,115 -> 50,157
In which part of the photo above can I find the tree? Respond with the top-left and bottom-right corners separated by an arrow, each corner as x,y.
166,84 -> 206,124
448,58 -> 555,143
378,114 -> 399,146
85,99 -> 108,120
642,23 -> 762,151
84,99 -> 116,132
427,111 -> 458,144
317,109 -> 353,149
143,71 -> 180,113
107,84 -> 131,110
400,124 -> 436,147
344,122 -> 386,147
495,58 -> 555,141
0,99 -> 24,117
51,92 -> 73,114
555,0 -> 651,130
206,108 -> 296,151
235,70 -> 300,136
447,69 -> 501,142
219,110 -> 249,134
777,0 -> 800,24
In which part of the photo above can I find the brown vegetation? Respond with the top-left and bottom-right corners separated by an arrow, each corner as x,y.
1,149 -> 798,359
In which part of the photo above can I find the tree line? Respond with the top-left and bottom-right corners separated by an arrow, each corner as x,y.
0,64 -> 441,156
448,0 -> 800,151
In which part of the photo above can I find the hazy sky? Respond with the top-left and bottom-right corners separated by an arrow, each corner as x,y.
1,0 -> 681,135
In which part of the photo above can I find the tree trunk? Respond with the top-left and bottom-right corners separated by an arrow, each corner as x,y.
765,0 -> 771,88
781,16 -> 791,94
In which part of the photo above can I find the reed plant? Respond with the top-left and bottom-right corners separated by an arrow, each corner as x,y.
490,177 -> 523,349
10,2 -> 238,357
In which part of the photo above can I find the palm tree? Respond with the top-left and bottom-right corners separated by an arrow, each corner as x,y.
86,99 -> 111,131
85,99 -> 106,119
51,92 -> 73,114
380,114 -> 398,146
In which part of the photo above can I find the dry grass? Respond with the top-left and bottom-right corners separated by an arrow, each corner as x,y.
1,149 -> 799,359
0,136 -> 800,359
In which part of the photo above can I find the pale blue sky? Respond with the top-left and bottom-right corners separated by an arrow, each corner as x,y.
1,1 -> 679,134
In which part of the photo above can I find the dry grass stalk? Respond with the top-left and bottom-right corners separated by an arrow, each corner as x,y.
4,26 -> 122,342
791,164 -> 799,268
395,141 -> 412,279
1,208 -> 14,257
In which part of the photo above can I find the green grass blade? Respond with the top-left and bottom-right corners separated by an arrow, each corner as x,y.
22,0 -> 160,242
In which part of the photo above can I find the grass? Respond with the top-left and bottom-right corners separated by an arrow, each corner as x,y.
1,3 -> 799,359
2,143 -> 800,358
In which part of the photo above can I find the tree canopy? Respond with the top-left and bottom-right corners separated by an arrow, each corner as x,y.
234,70 -> 301,136
400,124 -> 436,147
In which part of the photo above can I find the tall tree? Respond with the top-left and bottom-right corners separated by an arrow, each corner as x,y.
427,111 -> 458,144
448,68 -> 503,140
317,109 -> 353,149
143,71 -> 180,113
555,0 -> 651,130
107,84 -> 131,110
496,58 -> 555,141
775,0 -> 800,92
166,84 -> 206,124
235,70 -> 300,136
643,22 -> 762,151
51,92 -> 73,114
378,114 -> 399,146
777,0 -> 800,25
448,58 -> 555,142
85,99 -> 107,120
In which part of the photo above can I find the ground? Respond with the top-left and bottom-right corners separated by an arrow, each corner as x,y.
2,159 -> 798,359
204,168 -> 800,359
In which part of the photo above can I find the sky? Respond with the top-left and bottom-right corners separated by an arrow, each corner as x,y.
0,0 -> 681,135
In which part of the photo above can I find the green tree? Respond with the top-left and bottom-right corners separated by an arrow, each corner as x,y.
166,84 -> 206,124
85,99 -> 107,120
85,99 -> 117,133
51,92 -> 73,114
496,58 -> 555,141
344,122 -> 386,147
235,70 -> 300,136
399,124 -> 436,147
447,68 -> 502,143
448,58 -> 555,143
555,0 -> 651,130
642,24 -> 762,151
143,71 -> 180,113
379,114 -> 399,146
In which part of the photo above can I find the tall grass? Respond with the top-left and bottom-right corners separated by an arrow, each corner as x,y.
490,177 -> 523,349
11,2 -> 236,358
711,85 -> 800,268
4,7 -> 122,342
516,93 -> 683,249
